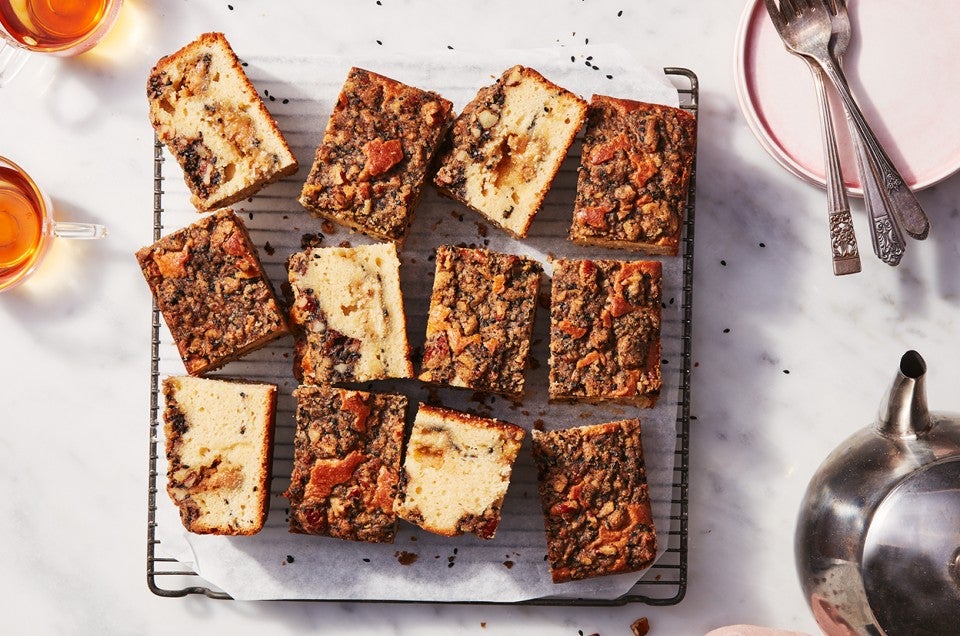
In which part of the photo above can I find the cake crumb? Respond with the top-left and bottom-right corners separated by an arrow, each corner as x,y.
631,617 -> 650,636
395,551 -> 418,565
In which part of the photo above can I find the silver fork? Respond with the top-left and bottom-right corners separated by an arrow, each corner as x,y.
799,8 -> 861,275
763,0 -> 909,266
826,0 -> 905,266
828,0 -> 928,242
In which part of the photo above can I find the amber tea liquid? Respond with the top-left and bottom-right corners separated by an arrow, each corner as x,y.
0,165 -> 45,288
0,0 -> 113,53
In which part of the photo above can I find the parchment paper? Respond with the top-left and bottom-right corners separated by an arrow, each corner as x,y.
152,47 -> 687,601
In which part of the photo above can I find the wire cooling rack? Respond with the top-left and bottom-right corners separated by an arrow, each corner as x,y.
147,66 -> 696,606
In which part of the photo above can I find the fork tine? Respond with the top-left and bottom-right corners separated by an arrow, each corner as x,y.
762,0 -> 788,33
784,0 -> 806,17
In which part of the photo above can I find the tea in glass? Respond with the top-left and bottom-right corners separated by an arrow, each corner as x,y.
0,0 -> 121,54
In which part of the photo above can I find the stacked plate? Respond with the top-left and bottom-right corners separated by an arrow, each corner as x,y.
734,0 -> 960,195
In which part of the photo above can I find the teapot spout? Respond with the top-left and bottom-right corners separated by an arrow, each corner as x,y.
879,350 -> 933,438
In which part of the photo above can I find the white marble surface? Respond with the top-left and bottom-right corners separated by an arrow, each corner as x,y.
3,1 -> 960,634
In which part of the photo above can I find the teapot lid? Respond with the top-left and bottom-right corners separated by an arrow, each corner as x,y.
861,457 -> 960,634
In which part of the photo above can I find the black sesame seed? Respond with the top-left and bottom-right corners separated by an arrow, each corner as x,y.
376,39 -> 383,45
606,74 -> 613,79
362,558 -> 371,562
264,89 -> 269,97
721,259 -> 727,266
618,9 -> 623,16
228,4 -> 233,10
592,65 -> 599,70
282,98 -> 289,104
570,55 -> 575,62
723,328 -> 730,333
447,45 -> 454,50
285,555 -> 295,563
783,369 -> 791,374
269,95 -> 275,101
759,242 -> 766,247
585,37 -> 589,44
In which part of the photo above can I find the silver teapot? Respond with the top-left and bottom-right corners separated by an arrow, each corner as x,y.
795,350 -> 960,635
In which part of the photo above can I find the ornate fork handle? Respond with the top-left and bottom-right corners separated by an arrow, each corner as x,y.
814,51 -> 930,241
852,124 -> 905,265
806,60 -> 861,275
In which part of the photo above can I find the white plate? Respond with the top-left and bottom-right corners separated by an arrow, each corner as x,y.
734,0 -> 960,195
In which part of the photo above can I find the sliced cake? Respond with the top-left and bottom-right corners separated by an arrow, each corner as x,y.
299,67 -> 454,244
284,385 -> 408,543
532,418 -> 657,583
569,95 -> 697,255
286,242 -> 413,384
418,245 -> 542,399
148,31 -> 298,211
433,65 -> 587,238
396,404 -> 525,539
548,258 -> 662,406
136,209 -> 288,375
162,375 -> 277,535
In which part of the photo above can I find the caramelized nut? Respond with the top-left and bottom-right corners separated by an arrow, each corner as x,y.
477,109 -> 499,129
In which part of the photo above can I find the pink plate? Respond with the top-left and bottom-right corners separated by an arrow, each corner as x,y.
735,0 -> 960,195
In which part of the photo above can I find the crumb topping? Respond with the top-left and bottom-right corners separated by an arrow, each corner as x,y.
299,67 -> 454,242
548,258 -> 661,405
136,210 -> 287,375
284,386 -> 407,543
532,419 -> 656,583
419,245 -> 542,397
570,96 -> 696,255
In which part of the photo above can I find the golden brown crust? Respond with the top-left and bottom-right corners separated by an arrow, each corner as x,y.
284,386 -> 408,543
532,419 -> 657,583
136,209 -> 288,375
148,32 -> 298,211
418,245 -> 542,398
569,95 -> 696,256
416,404 -> 526,441
299,67 -> 454,244
548,258 -> 661,406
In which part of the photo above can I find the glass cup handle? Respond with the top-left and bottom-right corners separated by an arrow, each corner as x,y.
52,221 -> 108,239
0,39 -> 31,87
